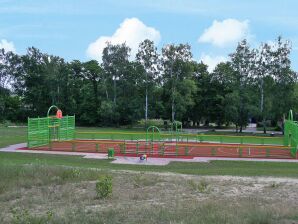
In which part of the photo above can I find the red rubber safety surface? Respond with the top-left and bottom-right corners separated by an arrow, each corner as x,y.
21,139 -> 297,160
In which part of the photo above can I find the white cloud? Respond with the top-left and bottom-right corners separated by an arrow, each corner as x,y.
200,54 -> 228,72
198,19 -> 250,47
0,39 -> 16,53
86,17 -> 161,61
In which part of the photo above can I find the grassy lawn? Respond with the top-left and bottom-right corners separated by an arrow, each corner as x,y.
76,128 -> 285,145
0,126 -> 285,148
0,126 -> 27,148
1,152 -> 298,178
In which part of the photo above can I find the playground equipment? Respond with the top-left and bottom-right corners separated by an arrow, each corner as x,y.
145,121 -> 182,143
27,105 -> 75,148
171,120 -> 182,133
284,109 -> 298,157
27,107 -> 298,159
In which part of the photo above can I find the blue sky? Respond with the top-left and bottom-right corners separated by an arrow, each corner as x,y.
0,0 -> 298,71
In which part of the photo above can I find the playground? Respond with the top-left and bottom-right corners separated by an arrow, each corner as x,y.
1,108 -> 298,223
24,105 -> 298,161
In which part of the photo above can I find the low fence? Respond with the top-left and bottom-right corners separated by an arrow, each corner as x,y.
76,131 -> 285,146
33,140 -> 296,159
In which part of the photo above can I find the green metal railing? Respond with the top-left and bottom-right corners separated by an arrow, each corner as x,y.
36,139 -> 294,159
75,131 -> 284,146
28,115 -> 75,148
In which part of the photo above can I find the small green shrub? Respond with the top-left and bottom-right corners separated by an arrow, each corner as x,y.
188,179 -> 210,193
61,168 -> 82,181
138,119 -> 165,128
96,175 -> 113,199
269,182 -> 280,188
11,208 -> 54,224
197,180 -> 209,193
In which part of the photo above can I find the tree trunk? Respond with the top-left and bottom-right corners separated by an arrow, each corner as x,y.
171,95 -> 175,122
113,78 -> 116,104
170,64 -> 175,122
105,89 -> 109,100
263,118 -> 267,134
145,87 -> 148,128
260,79 -> 266,134
92,81 -> 98,108
145,72 -> 148,128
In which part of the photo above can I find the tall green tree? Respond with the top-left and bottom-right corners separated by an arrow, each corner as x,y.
161,44 -> 194,121
136,39 -> 159,126
230,39 -> 253,132
251,42 -> 273,133
83,60 -> 103,111
210,62 -> 236,126
102,42 -> 131,105
270,37 -> 297,127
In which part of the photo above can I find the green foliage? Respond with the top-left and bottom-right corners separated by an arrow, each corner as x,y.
1,37 -> 297,128
95,175 -> 113,199
11,208 -> 53,224
188,179 -> 210,193
138,118 -> 165,128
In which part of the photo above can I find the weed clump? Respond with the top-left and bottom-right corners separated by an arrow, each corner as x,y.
96,175 -> 113,199
188,179 -> 210,193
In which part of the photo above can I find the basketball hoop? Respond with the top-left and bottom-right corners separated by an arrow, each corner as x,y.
56,109 -> 63,119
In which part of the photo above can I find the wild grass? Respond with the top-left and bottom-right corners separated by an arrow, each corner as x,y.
0,163 -> 297,224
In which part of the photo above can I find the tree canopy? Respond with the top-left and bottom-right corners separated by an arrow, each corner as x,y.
0,37 -> 297,132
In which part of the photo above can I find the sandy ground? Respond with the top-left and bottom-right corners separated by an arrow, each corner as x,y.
1,143 -> 298,166
1,166 -> 298,223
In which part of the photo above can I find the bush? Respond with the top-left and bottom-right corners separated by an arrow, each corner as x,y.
137,119 -> 165,128
95,175 -> 113,199
137,119 -> 182,130
188,179 -> 210,193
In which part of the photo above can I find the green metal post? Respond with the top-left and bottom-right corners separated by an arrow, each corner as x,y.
266,148 -> 270,158
136,141 -> 139,155
211,148 -> 216,156
185,146 -> 189,156
239,148 -> 242,157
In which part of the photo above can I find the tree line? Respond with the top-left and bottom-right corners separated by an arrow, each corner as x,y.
0,36 -> 297,132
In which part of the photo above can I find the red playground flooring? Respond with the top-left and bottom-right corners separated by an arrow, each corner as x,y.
24,139 -> 296,159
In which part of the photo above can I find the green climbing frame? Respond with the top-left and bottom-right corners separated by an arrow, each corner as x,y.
27,105 -> 75,148
284,110 -> 298,158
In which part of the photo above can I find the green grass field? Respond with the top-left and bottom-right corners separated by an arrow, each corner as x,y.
0,126 -> 27,148
1,152 -> 298,177
1,125 -> 285,149
77,128 -> 285,145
